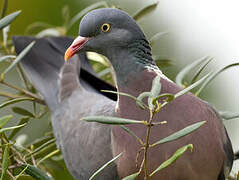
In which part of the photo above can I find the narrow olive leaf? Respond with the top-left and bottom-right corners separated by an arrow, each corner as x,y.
101,90 -> 147,109
62,5 -> 70,26
175,56 -> 210,87
0,144 -> 10,180
220,111 -> 239,120
155,59 -> 173,68
98,68 -> 111,77
0,115 -> 13,128
1,145 -> 9,180
89,152 -> 123,180
174,73 -> 211,99
0,10 -> 21,30
37,149 -> 60,165
8,117 -> 30,140
14,164 -> 29,180
149,144 -> 193,177
191,57 -> 213,84
26,138 -> 56,157
12,107 -> 35,118
0,0 -> 8,19
0,55 -> 16,63
25,22 -> 53,35
68,1 -> 108,28
87,52 -> 109,66
132,1 -> 159,21
18,164 -> 54,180
26,142 -> 56,161
3,41 -> 35,75
151,75 -> 161,97
150,32 -> 168,46
151,121 -> 206,147
195,63 -> 239,96
120,125 -> 143,145
81,116 -> 145,125
122,172 -> 140,180
0,97 -> 34,109
137,92 -> 152,109
0,123 -> 26,134
26,135 -> 54,149
149,75 -> 162,109
152,93 -> 174,106
36,28 -> 61,38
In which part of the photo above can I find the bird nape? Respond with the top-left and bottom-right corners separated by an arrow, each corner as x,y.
13,8 -> 233,180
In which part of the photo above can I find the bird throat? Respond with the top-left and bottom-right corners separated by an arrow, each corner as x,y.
107,39 -> 158,86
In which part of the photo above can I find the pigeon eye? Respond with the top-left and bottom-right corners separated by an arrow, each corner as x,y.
101,23 -> 111,32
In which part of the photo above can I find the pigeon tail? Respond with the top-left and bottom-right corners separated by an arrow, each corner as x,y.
12,36 -> 84,111
12,36 -> 117,111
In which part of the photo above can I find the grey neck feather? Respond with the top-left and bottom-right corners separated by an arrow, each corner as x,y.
106,39 -> 158,85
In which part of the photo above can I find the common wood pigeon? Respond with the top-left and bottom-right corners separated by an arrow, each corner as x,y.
13,8 -> 233,180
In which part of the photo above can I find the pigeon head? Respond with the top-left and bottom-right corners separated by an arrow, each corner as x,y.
65,8 -> 148,60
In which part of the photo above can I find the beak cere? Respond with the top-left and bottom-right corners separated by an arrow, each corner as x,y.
64,36 -> 89,61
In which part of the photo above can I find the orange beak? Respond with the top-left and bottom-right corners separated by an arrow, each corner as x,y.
64,36 -> 90,61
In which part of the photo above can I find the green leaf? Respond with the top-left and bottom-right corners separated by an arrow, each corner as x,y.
136,76 -> 161,110
132,1 -> 159,21
3,41 -> 35,75
98,68 -> 111,77
0,10 -> 21,30
174,73 -> 211,99
0,123 -> 26,134
81,116 -> 145,125
149,75 -> 161,109
36,28 -> 61,38
37,149 -> 60,165
25,22 -> 53,35
26,134 -> 54,149
101,90 -> 147,109
0,0 -> 8,19
12,107 -> 35,118
137,92 -> 152,108
220,111 -> 239,120
0,144 -> 10,180
150,32 -> 168,46
195,63 -> 239,96
89,152 -> 123,180
0,115 -> 12,128
26,142 -> 56,161
175,56 -> 211,87
154,58 -> 173,67
150,75 -> 161,97
120,125 -> 143,145
149,144 -> 193,177
87,52 -> 109,66
191,57 -> 213,84
152,93 -> 174,105
122,172 -> 140,180
68,1 -> 108,28
18,164 -> 54,180
8,116 -> 30,140
14,164 -> 29,180
0,97 -> 34,109
151,121 -> 206,147
0,55 -> 16,63
62,5 -> 70,26
26,138 -> 56,157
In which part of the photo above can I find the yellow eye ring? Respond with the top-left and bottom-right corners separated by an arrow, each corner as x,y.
101,23 -> 111,32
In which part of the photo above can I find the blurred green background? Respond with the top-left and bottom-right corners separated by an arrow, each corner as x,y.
1,0 -> 239,179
